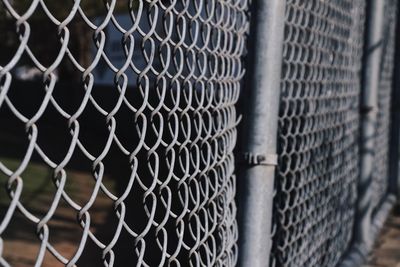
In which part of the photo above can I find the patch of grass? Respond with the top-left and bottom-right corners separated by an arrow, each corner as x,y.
0,158 -> 53,208
0,157 -> 117,210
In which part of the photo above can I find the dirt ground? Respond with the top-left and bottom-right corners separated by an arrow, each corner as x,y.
365,207 -> 400,267
0,162 -> 116,267
2,157 -> 400,266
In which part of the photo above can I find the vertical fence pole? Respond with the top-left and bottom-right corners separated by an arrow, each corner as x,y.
236,0 -> 286,266
340,0 -> 386,265
389,0 -> 400,200
357,0 -> 385,248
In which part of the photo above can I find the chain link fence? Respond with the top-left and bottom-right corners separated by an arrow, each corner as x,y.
271,1 -> 366,266
0,0 -> 249,266
371,0 -> 398,213
1,0 -> 400,267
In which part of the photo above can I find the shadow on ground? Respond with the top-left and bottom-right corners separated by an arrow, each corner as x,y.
365,206 -> 400,267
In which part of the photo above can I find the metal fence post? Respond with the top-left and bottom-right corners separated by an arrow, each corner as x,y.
236,0 -> 286,266
389,0 -> 400,200
340,0 -> 386,265
357,0 -> 385,247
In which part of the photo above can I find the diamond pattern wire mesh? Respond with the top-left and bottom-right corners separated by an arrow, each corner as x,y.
371,0 -> 398,213
271,0 -> 366,266
0,0 -> 249,266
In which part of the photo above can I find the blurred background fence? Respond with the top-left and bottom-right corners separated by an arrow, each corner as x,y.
0,0 -> 399,267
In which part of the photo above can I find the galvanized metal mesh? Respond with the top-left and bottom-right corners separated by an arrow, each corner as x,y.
371,0 -> 398,212
272,0 -> 366,266
0,0 -> 249,266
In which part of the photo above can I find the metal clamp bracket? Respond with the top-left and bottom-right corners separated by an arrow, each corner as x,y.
240,152 -> 278,166
360,105 -> 378,115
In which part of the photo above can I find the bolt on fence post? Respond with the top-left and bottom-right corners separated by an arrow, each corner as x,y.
340,0 -> 386,265
236,0 -> 286,266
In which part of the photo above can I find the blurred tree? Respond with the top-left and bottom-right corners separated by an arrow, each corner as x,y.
0,1 -> 133,81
